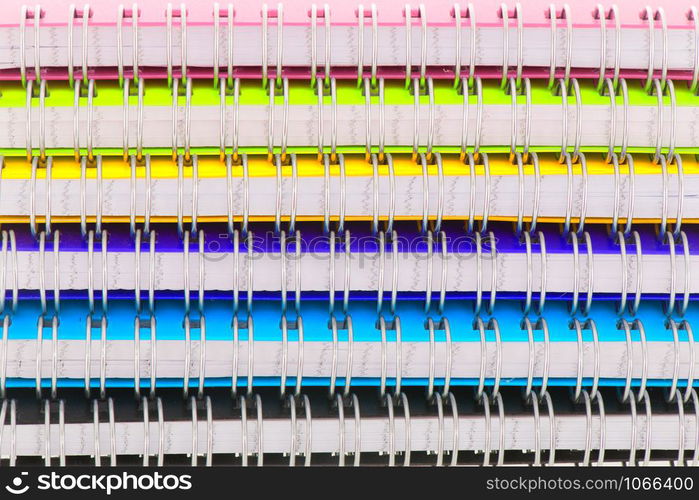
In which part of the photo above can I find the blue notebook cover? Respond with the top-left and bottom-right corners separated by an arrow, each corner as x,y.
5,297 -> 697,390
3,221 -> 697,303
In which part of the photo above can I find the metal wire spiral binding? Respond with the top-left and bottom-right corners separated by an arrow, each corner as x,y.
474,230 -> 497,315
377,316 -> 388,399
543,390 -> 557,465
332,392 -> 359,465
362,76 -> 384,159
67,4 -> 90,87
0,229 -> 17,319
616,319 -> 635,405
133,227 -> 156,398
418,156 -> 429,233
565,230 -> 589,316
309,4 -> 331,88
520,317 -> 551,400
662,231 -> 679,317
472,77 -> 483,157
601,77 -> 630,163
677,231 -> 691,317
85,228 -> 108,399
478,153 -> 491,231
425,317 -> 453,401
0,317 -> 10,398
2,388 -> 698,464
284,392 -> 311,466
79,154 -> 101,239
230,232 -> 256,397
181,230 -> 205,398
487,391 -> 506,466
37,78 -> 47,161
0,398 -> 17,465
317,77 -> 337,159
404,4 -> 427,87
687,389 -> 699,465
411,77 -> 436,158
165,3 -> 187,86
0,400 -> 7,459
212,3 -> 234,85
35,228 -> 60,400
246,318 -> 255,397
187,395 -> 213,466
328,315 -> 354,399
546,4 -> 570,88
498,3 -> 522,89
473,317 -> 502,401
25,79 -> 33,160
356,3 -> 378,85
599,6 -> 621,91
280,231 -> 304,398
279,316 -> 305,399
41,399 -> 66,466
238,393 -> 264,466
522,231 -> 548,316
628,320 -> 649,404
224,155 -> 236,235
452,3 -> 476,86
139,397 -> 155,465
0,230 -> 8,314
687,7 -> 699,93
87,229 -> 108,317
570,318 -> 600,402
669,154 -> 686,238
665,318 -> 682,405
651,80 -> 677,164
333,393 -> 345,464
128,155 -> 142,238
116,3 -> 140,86
427,230 -> 448,315
552,81 -> 569,163
71,79 -> 80,158
191,156 -> 201,235
262,3 -> 284,88
576,389 -> 607,466
122,78 -> 144,161
19,5 -> 42,87
29,156 -> 50,239
92,397 -> 117,465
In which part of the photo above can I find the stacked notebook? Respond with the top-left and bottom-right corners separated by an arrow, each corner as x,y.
0,0 -> 697,466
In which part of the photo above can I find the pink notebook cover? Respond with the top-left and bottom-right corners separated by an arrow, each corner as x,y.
1,0 -> 697,81
2,0 -> 696,27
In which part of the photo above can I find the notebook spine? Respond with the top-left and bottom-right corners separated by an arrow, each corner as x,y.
0,221 -> 692,308
0,293 -> 694,398
12,151 -> 688,235
15,72 -> 694,157
11,2 -> 699,85
1,387 -> 698,466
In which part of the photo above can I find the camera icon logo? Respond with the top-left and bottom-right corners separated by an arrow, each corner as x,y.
5,472 -> 29,495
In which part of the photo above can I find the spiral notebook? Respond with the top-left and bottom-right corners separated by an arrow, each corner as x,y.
3,0 -> 699,81
0,154 -> 694,224
0,388 -> 696,466
7,78 -> 699,155
0,0 -> 697,467
3,297 -> 697,388
0,223 -> 695,298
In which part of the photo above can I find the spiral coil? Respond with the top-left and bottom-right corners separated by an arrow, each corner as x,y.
3,0 -> 698,469
1,386 -> 695,465
13,70 -> 699,156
